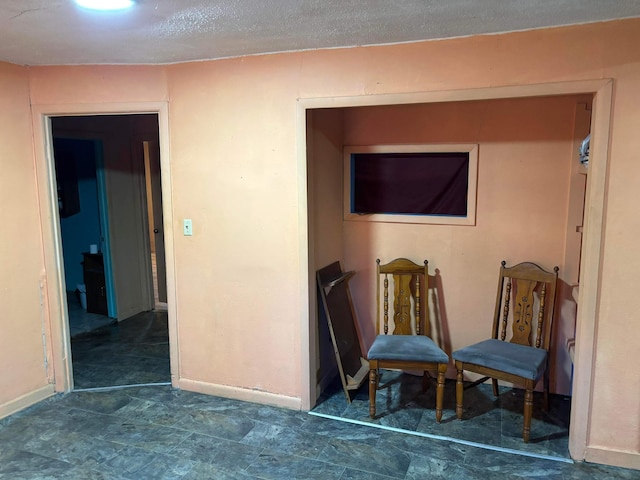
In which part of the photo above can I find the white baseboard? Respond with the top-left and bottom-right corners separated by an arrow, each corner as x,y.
178,378 -> 302,410
0,384 -> 55,420
585,445 -> 640,470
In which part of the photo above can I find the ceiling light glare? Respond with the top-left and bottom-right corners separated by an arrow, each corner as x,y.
75,0 -> 135,11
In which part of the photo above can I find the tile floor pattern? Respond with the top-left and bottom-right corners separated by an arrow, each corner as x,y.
71,310 -> 171,389
3,314 -> 635,478
67,291 -> 114,338
313,371 -> 572,460
1,385 -> 638,479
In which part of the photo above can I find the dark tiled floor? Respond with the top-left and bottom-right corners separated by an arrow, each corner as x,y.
3,316 -> 636,478
67,292 -> 114,338
312,370 -> 572,460
1,385 -> 638,479
71,310 -> 171,389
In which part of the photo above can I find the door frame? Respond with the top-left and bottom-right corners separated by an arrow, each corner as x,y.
31,101 -> 178,392
297,79 -> 613,462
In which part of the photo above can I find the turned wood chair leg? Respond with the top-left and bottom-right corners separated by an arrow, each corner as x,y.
456,367 -> 464,419
436,365 -> 446,423
492,378 -> 499,397
523,387 -> 533,443
543,370 -> 550,412
369,369 -> 378,418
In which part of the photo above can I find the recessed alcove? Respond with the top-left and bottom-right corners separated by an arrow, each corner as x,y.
302,86 -> 603,459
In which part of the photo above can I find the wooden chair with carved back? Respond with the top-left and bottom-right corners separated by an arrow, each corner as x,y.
367,258 -> 449,421
452,261 -> 559,442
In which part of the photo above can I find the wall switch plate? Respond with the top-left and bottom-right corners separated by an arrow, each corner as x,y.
183,219 -> 193,236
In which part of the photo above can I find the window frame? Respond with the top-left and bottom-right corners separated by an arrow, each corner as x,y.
343,144 -> 479,226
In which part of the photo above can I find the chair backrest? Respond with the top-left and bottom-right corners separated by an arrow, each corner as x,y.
376,258 -> 429,336
491,261 -> 559,351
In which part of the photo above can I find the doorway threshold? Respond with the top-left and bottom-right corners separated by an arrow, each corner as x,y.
73,382 -> 171,393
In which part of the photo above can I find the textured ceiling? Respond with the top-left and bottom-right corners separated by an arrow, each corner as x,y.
2,0 -> 640,66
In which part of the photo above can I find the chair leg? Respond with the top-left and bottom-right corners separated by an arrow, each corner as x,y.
523,387 -> 533,443
436,364 -> 446,423
456,367 -> 464,419
422,371 -> 430,392
492,378 -> 499,397
543,370 -> 550,412
369,368 -> 378,418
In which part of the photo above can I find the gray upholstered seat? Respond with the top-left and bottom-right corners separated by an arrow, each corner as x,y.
369,335 -> 449,364
452,339 -> 546,381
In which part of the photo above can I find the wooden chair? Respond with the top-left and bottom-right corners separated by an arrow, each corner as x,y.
452,261 -> 559,442
367,258 -> 449,421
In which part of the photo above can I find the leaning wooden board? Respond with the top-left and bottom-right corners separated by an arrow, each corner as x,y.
317,261 -> 368,403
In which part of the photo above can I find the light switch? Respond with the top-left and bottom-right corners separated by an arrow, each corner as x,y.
183,219 -> 193,236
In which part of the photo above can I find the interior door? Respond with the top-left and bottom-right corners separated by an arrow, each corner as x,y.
103,122 -> 154,319
144,140 -> 167,303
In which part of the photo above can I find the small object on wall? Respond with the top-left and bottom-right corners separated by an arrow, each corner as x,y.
89,244 -> 98,254
579,134 -> 590,167
183,219 -> 193,236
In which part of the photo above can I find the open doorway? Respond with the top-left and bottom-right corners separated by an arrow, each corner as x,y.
308,95 -> 590,460
50,114 -> 170,390
299,80 -> 612,462
52,137 -> 114,336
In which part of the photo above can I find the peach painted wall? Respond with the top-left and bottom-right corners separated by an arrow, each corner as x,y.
308,108 -> 346,389
309,109 -> 345,272
165,55 -> 305,399
28,65 -> 168,105
0,62 -> 52,412
3,17 -> 638,468
586,31 -> 640,459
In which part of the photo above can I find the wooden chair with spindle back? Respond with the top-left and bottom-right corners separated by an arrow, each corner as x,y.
367,258 -> 449,421
452,261 -> 559,442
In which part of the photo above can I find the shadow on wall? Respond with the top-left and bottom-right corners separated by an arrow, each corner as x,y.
430,269 -> 453,356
